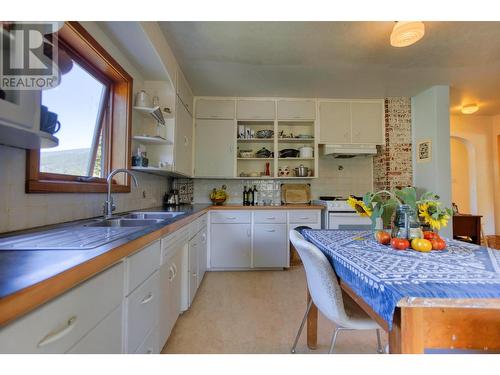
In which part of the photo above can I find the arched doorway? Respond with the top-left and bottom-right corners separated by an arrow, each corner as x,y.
450,136 -> 477,214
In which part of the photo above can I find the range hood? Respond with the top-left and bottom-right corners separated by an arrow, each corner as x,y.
319,144 -> 378,158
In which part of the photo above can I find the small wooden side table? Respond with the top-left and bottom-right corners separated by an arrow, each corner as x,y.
453,214 -> 482,245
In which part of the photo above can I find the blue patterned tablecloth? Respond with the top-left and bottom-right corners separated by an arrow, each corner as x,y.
301,229 -> 500,330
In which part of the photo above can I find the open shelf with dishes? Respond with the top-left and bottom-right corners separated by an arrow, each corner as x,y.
232,119 -> 318,179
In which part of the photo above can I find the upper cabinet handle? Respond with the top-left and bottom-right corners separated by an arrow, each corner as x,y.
37,316 -> 77,347
141,293 -> 154,305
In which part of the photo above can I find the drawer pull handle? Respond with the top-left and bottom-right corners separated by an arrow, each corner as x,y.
226,217 -> 237,220
146,348 -> 153,354
141,293 -> 154,305
172,263 -> 178,278
265,229 -> 276,233
37,316 -> 77,347
266,217 -> 276,220
300,217 -> 309,220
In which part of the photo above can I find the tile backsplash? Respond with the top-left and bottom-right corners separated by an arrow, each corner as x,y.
192,156 -> 374,205
0,145 -> 170,233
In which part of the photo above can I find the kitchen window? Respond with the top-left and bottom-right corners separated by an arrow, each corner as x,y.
26,22 -> 133,193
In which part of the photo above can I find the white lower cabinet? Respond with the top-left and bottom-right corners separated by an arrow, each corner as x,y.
159,245 -> 183,349
197,228 -> 207,288
135,326 -> 160,354
253,224 -> 287,268
210,223 -> 252,269
188,236 -> 198,306
208,209 -> 322,270
0,262 -> 124,354
125,271 -> 160,354
68,305 -> 123,354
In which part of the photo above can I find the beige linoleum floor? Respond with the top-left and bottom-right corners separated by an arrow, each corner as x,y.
162,266 -> 387,354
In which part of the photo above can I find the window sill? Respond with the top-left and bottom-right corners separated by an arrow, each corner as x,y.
26,179 -> 131,194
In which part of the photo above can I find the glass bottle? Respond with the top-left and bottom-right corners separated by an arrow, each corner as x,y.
252,184 -> 258,206
243,186 -> 248,206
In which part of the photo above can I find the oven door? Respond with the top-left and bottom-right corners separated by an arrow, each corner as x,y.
328,212 -> 372,230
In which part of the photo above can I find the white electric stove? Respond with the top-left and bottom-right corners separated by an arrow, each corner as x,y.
312,196 -> 372,230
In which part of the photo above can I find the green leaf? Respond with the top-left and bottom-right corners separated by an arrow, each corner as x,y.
362,192 -> 373,207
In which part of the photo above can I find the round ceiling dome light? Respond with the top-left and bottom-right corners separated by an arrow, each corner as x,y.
390,21 -> 425,47
461,103 -> 479,114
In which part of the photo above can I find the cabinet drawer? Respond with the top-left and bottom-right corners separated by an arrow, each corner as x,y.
126,240 -> 161,295
125,271 -> 160,353
277,100 -> 316,120
237,100 -> 275,120
67,305 -> 123,354
196,99 -> 235,119
0,262 -> 124,353
161,227 -> 189,266
210,211 -> 251,224
288,210 -> 320,224
254,211 -> 287,224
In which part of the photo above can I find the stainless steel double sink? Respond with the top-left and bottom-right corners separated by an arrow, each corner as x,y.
85,212 -> 185,227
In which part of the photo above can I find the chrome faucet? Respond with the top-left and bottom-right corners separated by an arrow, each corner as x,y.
103,169 -> 139,219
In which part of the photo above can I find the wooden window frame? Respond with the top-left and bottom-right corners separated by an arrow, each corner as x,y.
26,21 -> 133,194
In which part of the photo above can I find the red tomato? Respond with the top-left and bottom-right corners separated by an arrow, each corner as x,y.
430,238 -> 446,250
391,238 -> 410,250
375,231 -> 391,245
423,231 -> 439,240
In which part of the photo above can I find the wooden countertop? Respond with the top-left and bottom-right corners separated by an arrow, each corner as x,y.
0,203 -> 323,327
209,204 -> 324,210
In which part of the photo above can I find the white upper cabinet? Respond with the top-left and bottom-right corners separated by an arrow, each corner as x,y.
196,99 -> 235,119
319,100 -> 384,145
176,69 -> 194,115
174,96 -> 193,176
350,101 -> 384,144
319,101 -> 351,144
237,99 -> 275,120
194,119 -> 235,178
277,100 -> 316,120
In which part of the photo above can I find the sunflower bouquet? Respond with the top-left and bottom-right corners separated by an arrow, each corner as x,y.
348,187 -> 452,232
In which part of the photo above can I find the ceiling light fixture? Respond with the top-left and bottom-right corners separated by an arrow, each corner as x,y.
461,103 -> 479,115
390,21 -> 425,47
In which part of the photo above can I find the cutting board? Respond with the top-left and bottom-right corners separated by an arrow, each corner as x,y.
281,184 -> 311,204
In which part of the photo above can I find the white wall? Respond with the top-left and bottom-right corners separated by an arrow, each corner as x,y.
450,115 -> 496,235
411,86 -> 452,237
492,116 -> 500,234
0,22 -> 170,234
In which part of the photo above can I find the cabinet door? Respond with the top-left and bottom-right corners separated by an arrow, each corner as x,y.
210,223 -> 252,268
174,96 -> 193,176
350,101 -> 384,144
67,305 -> 123,354
237,100 -> 275,120
197,228 -> 207,288
277,100 -> 316,120
176,69 -> 193,115
188,237 -> 198,306
194,119 -> 235,177
253,224 -> 287,268
125,271 -> 160,353
196,99 -> 235,119
319,101 -> 351,144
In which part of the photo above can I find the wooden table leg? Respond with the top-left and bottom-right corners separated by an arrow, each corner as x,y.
306,289 -> 318,350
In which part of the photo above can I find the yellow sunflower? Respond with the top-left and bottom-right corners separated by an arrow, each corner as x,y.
347,196 -> 372,217
418,202 -> 450,230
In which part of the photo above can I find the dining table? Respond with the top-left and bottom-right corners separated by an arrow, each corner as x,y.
299,229 -> 500,354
